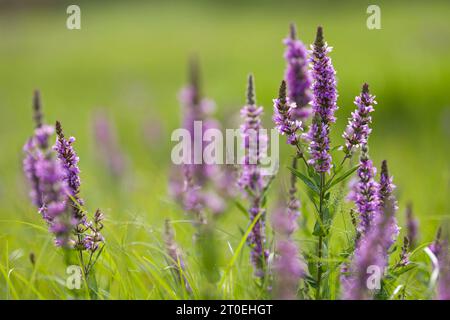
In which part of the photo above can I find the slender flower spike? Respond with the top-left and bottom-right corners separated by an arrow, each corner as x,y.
436,242 -> 450,300
170,58 -> 225,221
405,203 -> 419,247
272,157 -> 304,299
93,112 -> 126,178
377,160 -> 400,249
273,80 -> 302,145
238,74 -> 266,194
239,75 -> 268,278
306,26 -> 338,173
283,23 -> 312,121
430,227 -> 443,258
343,84 -> 376,155
353,145 -> 379,236
54,121 -> 83,208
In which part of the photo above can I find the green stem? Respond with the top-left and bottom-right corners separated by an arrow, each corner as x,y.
316,172 -> 325,300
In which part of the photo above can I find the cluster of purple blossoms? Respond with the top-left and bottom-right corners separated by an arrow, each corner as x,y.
305,27 -> 338,173
377,160 -> 400,249
239,75 -> 269,278
343,156 -> 400,299
350,145 -> 380,236
54,121 -> 104,252
24,134 -> 73,248
283,23 -> 312,121
273,80 -> 302,146
23,92 -> 104,253
23,92 -> 74,247
343,83 -> 376,155
342,197 -> 397,300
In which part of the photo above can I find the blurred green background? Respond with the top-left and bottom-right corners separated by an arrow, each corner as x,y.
0,0 -> 449,298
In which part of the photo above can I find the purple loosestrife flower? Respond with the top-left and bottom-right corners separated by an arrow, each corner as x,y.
170,58 -> 225,221
395,237 -> 411,268
239,75 -> 269,278
406,202 -> 419,247
55,121 -> 105,253
273,80 -> 302,146
23,91 -> 48,207
430,227 -> 444,258
306,27 -> 338,173
272,158 -> 304,299
377,160 -> 400,249
238,74 -> 267,193
343,84 -> 376,155
55,122 -> 83,210
353,145 -> 379,236
92,111 -> 126,178
283,23 -> 312,121
436,242 -> 450,300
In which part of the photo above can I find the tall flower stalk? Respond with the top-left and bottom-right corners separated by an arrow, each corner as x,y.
377,160 -> 399,249
169,58 -> 225,224
405,202 -> 419,248
283,23 -> 312,121
55,121 -> 105,272
239,74 -> 269,279
306,26 -> 338,174
304,26 -> 338,298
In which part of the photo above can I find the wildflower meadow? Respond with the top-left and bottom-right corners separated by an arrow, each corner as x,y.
0,1 -> 449,303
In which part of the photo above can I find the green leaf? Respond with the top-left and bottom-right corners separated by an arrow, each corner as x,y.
325,165 -> 359,191
234,201 -> 248,218
288,167 -> 320,195
391,264 -> 417,277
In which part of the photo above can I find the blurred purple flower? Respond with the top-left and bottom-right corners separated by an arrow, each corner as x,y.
343,83 -> 376,155
406,202 -> 419,247
377,160 -> 399,249
342,198 -> 397,300
283,23 -> 312,121
436,242 -> 450,300
169,58 -> 227,221
272,158 -> 304,299
92,111 -> 126,178
239,75 -> 269,278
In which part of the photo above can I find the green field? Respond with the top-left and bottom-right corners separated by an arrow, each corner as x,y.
0,1 -> 449,299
